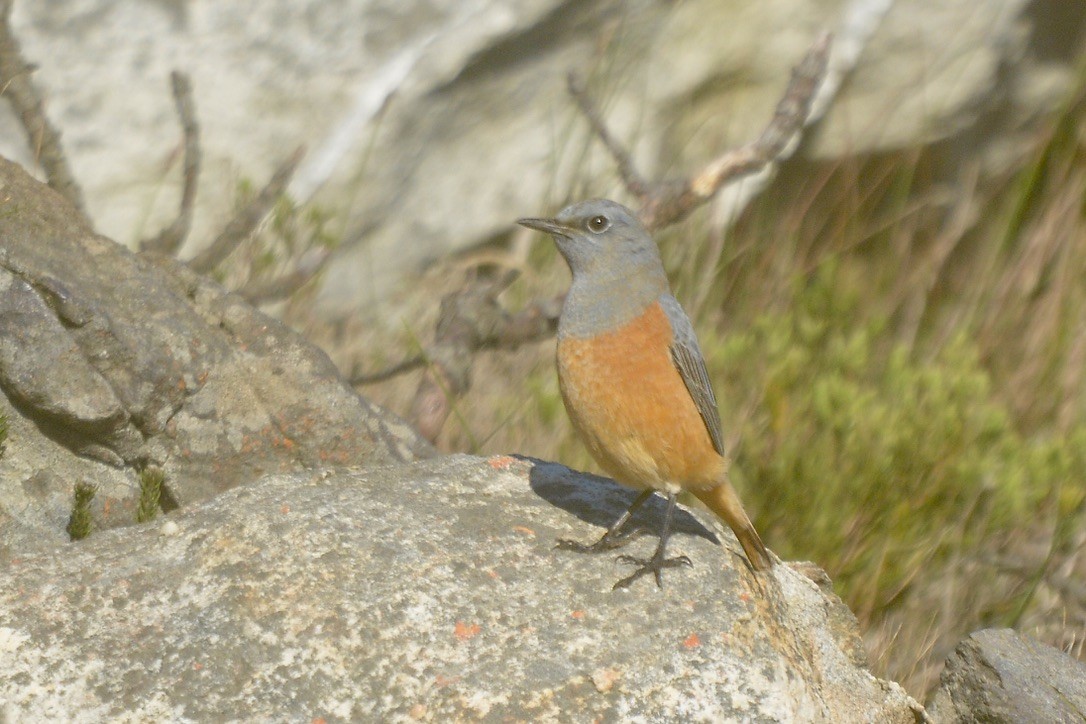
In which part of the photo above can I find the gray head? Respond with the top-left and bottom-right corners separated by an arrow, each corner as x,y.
518,199 -> 670,335
517,199 -> 667,283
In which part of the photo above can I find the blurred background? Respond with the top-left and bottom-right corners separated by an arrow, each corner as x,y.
4,0 -> 1085,699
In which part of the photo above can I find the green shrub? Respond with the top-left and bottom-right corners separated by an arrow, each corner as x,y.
706,261 -> 1086,617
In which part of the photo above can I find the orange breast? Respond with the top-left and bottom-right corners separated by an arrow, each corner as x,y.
556,301 -> 726,491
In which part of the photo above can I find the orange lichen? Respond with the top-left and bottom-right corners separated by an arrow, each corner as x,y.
454,621 -> 481,641
487,455 -> 517,470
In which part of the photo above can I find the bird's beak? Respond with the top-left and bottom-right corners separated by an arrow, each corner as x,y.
517,217 -> 570,237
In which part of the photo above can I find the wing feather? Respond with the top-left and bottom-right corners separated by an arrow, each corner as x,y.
660,296 -> 726,457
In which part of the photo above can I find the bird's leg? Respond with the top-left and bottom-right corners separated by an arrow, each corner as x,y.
613,492 -> 692,589
556,488 -> 654,553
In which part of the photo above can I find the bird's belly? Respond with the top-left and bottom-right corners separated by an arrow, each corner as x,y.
556,302 -> 725,490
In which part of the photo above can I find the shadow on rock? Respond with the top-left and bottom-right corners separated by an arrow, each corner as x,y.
520,455 -> 717,545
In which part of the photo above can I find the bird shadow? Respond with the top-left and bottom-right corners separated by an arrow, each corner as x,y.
518,455 -> 718,544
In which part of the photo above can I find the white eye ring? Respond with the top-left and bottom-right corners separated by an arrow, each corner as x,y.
587,215 -> 610,233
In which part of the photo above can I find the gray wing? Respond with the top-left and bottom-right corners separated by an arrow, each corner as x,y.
660,295 -> 726,457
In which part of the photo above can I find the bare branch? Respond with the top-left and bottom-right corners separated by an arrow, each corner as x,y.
351,353 -> 428,385
354,268 -> 560,442
141,71 -> 201,255
642,32 -> 831,229
0,0 -> 86,217
570,32 -> 832,231
353,274 -> 561,385
566,73 -> 649,198
188,146 -> 306,274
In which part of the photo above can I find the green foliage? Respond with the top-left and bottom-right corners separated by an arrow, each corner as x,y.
137,466 -> 165,523
0,410 -> 7,458
66,482 -> 97,541
706,261 -> 1086,617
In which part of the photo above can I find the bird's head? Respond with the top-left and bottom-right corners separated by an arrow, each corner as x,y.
518,199 -> 664,282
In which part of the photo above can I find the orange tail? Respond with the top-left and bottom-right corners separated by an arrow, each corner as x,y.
692,480 -> 773,571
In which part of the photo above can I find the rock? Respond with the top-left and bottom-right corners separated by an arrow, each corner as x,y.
0,454 -> 924,721
3,1 -> 1082,316
0,156 -> 430,549
927,628 -> 1086,723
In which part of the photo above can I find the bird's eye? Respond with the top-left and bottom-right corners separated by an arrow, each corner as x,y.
587,215 -> 610,233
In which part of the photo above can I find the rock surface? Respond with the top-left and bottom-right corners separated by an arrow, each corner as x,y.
3,1 -> 1081,314
927,628 -> 1086,723
0,454 -> 924,722
0,156 -> 429,548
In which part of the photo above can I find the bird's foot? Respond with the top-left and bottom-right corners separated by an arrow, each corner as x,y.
555,526 -> 647,554
612,551 -> 692,590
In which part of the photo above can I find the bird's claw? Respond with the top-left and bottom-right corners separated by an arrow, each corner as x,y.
555,526 -> 647,554
612,552 -> 692,589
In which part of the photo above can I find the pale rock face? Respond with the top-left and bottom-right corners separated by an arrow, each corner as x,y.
0,454 -> 925,721
1,0 -> 1079,315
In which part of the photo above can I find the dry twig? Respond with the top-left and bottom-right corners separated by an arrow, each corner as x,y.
0,0 -> 86,216
188,146 -> 306,274
569,32 -> 832,230
141,71 -> 200,255
353,268 -> 562,386
370,268 -> 561,443
352,353 -> 428,386
566,73 -> 650,199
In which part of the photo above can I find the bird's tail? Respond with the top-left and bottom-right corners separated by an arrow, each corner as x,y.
692,480 -> 773,571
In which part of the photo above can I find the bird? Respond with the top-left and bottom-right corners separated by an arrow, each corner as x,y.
518,198 -> 772,589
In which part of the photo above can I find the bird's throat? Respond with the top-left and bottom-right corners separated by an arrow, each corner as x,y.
559,272 -> 668,339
